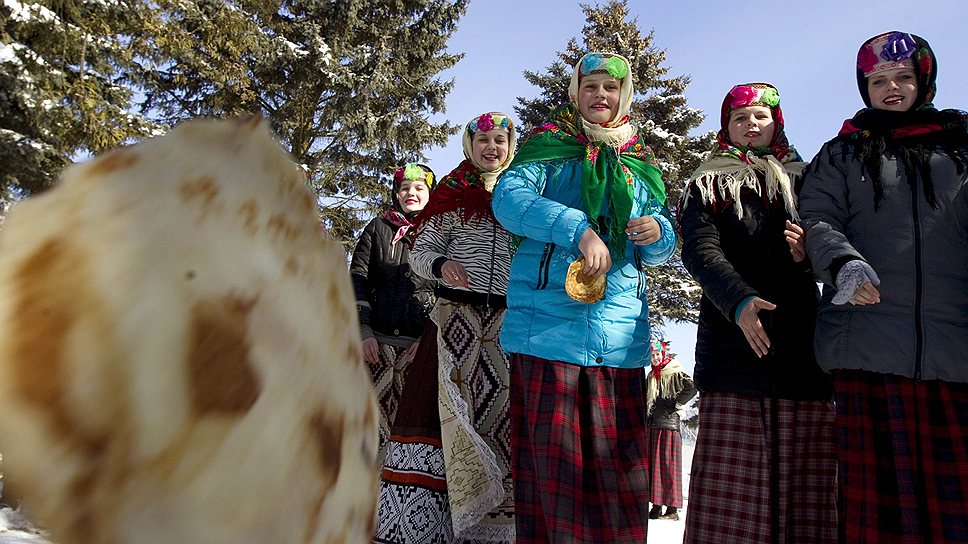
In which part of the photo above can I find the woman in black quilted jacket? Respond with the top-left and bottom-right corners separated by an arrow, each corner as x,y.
349,163 -> 436,463
678,83 -> 836,543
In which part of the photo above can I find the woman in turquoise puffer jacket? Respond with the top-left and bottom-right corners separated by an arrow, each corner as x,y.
491,51 -> 675,543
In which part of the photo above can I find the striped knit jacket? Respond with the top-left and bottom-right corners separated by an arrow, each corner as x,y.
410,210 -> 510,303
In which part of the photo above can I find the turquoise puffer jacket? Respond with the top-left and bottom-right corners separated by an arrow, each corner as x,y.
492,157 -> 675,369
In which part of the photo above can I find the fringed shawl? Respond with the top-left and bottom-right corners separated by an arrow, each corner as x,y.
683,151 -> 806,221
645,358 -> 688,416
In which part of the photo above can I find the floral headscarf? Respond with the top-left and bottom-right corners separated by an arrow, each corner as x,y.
461,112 -> 517,190
717,83 -> 798,161
682,83 -> 805,221
835,32 -> 968,211
568,52 -> 637,147
855,31 -> 936,108
415,112 -> 517,229
386,163 -> 435,245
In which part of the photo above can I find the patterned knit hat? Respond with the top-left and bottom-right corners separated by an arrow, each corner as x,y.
392,163 -> 435,192
856,31 -> 937,108
718,83 -> 794,157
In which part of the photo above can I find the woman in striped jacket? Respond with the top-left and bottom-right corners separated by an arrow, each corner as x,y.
376,111 -> 517,543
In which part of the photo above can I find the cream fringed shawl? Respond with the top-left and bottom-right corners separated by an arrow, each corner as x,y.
646,358 -> 690,416
682,153 -> 806,222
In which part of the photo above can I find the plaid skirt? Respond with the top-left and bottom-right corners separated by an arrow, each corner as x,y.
834,369 -> 968,543
510,354 -> 651,544
683,392 -> 837,544
648,427 -> 683,507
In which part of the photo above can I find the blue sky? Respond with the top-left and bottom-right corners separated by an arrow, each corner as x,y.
423,0 -> 967,372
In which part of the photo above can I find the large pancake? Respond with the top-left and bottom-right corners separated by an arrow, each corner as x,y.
565,257 -> 606,304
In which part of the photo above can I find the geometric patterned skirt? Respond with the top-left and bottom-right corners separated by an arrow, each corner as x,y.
510,354 -> 651,544
683,392 -> 837,544
435,300 -> 513,542
648,427 -> 684,508
376,321 -> 454,543
833,369 -> 968,544
368,342 -> 414,465
375,300 -> 513,544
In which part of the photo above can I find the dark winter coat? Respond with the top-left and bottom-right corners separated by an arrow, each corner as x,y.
648,372 -> 697,431
799,140 -> 968,382
350,215 -> 436,340
679,180 -> 833,400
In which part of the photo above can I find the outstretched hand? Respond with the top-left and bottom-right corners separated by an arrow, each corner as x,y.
578,228 -> 612,278
738,297 -> 777,358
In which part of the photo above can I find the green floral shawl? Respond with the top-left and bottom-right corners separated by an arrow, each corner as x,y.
508,104 -> 665,258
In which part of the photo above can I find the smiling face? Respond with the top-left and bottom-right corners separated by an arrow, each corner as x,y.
395,179 -> 430,213
727,105 -> 776,148
471,129 -> 510,172
867,67 -> 918,112
577,73 -> 622,125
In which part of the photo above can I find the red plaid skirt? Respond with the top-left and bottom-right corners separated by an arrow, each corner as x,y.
834,369 -> 968,543
510,353 -> 650,544
683,392 -> 837,544
648,427 -> 683,507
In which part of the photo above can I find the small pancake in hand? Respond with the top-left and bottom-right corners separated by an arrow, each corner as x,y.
565,257 -> 606,303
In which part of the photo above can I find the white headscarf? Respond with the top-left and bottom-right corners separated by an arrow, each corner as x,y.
568,52 -> 637,147
461,111 -> 517,191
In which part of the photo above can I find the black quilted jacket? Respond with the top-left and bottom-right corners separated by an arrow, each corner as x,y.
679,180 -> 832,401
350,214 -> 436,340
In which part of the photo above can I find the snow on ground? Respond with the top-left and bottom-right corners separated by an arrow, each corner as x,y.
648,440 -> 693,543
0,506 -> 50,544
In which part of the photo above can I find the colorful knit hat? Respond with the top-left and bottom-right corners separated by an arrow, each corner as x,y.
718,83 -> 794,158
856,31 -> 937,108
392,163 -> 435,192
568,52 -> 635,129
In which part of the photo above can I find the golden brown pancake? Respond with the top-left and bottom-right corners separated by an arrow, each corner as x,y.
565,257 -> 606,303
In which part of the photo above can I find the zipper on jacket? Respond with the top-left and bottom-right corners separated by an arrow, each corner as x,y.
634,248 -> 645,298
535,242 -> 556,290
912,173 -> 925,379
486,221 -> 496,307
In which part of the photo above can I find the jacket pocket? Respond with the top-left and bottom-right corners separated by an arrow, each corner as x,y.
535,242 -> 556,290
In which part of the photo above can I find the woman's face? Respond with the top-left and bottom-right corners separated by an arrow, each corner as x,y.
867,67 -> 918,112
395,179 -> 430,213
727,106 -> 775,148
577,73 -> 622,125
471,129 -> 510,172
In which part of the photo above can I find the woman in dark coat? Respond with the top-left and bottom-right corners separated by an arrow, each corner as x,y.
798,32 -> 968,543
349,163 -> 436,462
679,83 -> 836,544
646,340 -> 696,522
